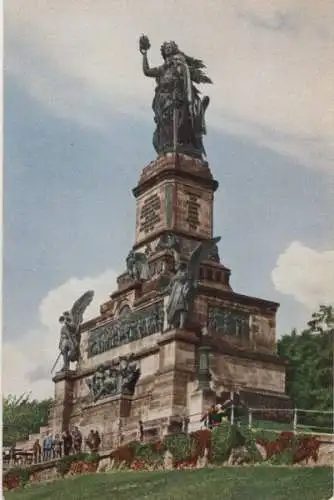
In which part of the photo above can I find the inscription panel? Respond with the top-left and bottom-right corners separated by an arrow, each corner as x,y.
185,192 -> 200,230
175,185 -> 212,238
208,306 -> 250,339
87,301 -> 164,358
139,193 -> 161,234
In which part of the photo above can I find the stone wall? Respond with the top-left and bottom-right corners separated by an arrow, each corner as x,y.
211,354 -> 285,393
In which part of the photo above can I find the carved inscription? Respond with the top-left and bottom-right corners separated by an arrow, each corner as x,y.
184,192 -> 201,230
139,194 -> 161,234
87,301 -> 164,358
208,306 -> 250,339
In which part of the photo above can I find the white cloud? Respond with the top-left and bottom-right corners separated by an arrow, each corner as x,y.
5,1 -> 334,171
2,268 -> 118,400
271,241 -> 334,310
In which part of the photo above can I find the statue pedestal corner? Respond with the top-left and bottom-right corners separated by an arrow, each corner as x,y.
188,387 -> 216,433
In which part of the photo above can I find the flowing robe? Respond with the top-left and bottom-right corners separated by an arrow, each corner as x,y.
166,270 -> 191,326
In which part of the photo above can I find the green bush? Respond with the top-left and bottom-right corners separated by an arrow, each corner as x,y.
164,433 -> 193,462
133,442 -> 164,466
85,452 -> 100,464
55,452 -> 91,477
238,425 -> 263,463
211,422 -> 233,463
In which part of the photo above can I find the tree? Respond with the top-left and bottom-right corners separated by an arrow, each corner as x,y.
277,305 -> 333,431
3,393 -> 53,447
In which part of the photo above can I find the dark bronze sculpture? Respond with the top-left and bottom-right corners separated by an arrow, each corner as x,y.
159,237 -> 221,329
86,355 -> 140,402
52,290 -> 94,373
126,249 -> 150,281
139,35 -> 212,159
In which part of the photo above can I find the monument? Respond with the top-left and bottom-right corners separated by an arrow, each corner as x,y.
50,36 -> 290,449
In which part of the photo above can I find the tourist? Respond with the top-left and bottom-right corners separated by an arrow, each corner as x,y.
138,420 -> 144,442
85,429 -> 95,452
200,405 -> 216,429
53,433 -> 62,459
62,430 -> 73,456
3,448 -> 10,466
72,426 -> 83,453
93,430 -> 101,452
42,434 -> 47,461
221,391 -> 247,425
211,404 -> 225,427
85,430 -> 101,453
43,432 -> 53,461
32,439 -> 41,464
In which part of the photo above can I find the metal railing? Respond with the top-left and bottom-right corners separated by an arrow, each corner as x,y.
96,407 -> 334,451
245,407 -> 334,435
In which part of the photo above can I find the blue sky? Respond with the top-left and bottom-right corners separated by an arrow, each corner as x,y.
3,1 -> 334,399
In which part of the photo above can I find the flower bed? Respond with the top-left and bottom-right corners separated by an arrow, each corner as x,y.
108,426 -> 321,471
255,430 -> 321,465
3,426 -> 322,491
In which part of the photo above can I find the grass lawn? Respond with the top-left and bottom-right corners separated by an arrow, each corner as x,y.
5,466 -> 333,500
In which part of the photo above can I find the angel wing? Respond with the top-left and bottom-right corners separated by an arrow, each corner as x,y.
187,237 -> 221,284
70,290 -> 95,327
184,54 -> 213,85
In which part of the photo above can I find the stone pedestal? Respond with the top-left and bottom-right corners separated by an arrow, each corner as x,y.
51,370 -> 76,434
189,388 -> 216,432
197,344 -> 212,391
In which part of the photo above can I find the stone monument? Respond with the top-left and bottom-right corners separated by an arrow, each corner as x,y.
50,36 -> 290,449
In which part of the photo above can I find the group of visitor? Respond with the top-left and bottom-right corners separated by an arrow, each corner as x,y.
31,427 -> 101,463
200,393 -> 248,429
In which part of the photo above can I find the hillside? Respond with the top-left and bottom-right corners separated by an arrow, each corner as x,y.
5,466 -> 333,500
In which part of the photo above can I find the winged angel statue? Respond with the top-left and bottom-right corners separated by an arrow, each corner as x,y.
160,237 -> 221,329
51,290 -> 94,373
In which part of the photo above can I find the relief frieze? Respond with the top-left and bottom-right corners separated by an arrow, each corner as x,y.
87,300 -> 164,358
208,305 -> 250,339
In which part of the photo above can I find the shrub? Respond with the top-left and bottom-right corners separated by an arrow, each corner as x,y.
238,425 -> 263,463
163,433 -> 193,463
56,452 -> 92,477
3,466 -> 30,489
211,421 -> 233,463
85,452 -> 100,464
133,442 -> 165,467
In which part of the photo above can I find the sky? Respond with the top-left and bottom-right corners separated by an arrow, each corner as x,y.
3,0 -> 334,400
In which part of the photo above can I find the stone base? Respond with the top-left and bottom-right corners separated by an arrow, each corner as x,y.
49,324 -> 290,449
188,388 -> 216,432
